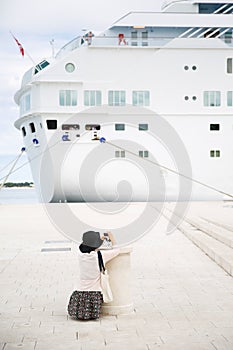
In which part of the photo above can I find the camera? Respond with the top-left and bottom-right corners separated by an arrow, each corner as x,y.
101,232 -> 112,250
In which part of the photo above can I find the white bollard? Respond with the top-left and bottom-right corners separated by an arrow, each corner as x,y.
102,246 -> 133,316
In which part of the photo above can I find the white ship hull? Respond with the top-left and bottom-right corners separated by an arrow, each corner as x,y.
14,1 -> 233,203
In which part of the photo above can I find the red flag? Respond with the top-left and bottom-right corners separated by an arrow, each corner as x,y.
12,34 -> 25,57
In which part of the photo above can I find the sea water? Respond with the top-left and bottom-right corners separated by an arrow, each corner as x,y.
0,188 -> 38,204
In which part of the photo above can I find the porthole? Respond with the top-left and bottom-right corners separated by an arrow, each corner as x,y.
85,124 -> 101,131
192,66 -> 197,70
139,124 -> 148,131
184,96 -> 189,101
65,63 -> 75,73
184,66 -> 189,70
46,120 -> 57,130
115,124 -> 125,131
22,126 -> 26,137
62,124 -> 80,130
210,124 -> 220,131
29,122 -> 36,133
192,96 -> 197,101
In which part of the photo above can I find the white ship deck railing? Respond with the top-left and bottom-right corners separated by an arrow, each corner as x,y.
56,34 -> 233,58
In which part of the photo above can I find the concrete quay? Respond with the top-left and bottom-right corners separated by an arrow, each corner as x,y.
0,202 -> 233,350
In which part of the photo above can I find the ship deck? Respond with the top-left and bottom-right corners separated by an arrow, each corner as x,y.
0,201 -> 233,350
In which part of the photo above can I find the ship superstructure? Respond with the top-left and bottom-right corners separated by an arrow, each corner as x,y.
14,0 -> 233,202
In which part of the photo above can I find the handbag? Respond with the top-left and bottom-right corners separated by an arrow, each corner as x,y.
97,251 -> 113,303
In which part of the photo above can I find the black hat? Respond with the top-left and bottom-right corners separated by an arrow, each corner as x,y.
82,231 -> 103,248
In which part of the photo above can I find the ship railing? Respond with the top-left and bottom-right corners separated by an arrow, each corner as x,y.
91,35 -> 233,47
56,34 -> 233,58
91,36 -> 172,47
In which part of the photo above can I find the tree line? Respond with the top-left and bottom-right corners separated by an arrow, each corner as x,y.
0,182 -> 34,188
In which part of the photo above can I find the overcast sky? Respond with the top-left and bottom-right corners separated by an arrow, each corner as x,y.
0,0 -> 164,180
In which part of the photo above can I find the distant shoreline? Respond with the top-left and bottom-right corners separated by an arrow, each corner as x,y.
2,186 -> 35,189
0,182 -> 34,189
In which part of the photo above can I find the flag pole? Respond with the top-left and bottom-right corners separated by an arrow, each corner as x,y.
24,48 -> 36,65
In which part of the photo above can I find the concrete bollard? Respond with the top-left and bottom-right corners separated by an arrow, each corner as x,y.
102,246 -> 133,316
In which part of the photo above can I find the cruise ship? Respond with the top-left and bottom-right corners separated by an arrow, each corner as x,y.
14,0 -> 233,203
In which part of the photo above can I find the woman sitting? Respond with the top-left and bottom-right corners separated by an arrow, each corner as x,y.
68,230 -> 119,320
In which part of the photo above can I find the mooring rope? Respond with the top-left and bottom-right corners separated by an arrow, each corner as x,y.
0,139 -> 60,184
0,148 -> 25,191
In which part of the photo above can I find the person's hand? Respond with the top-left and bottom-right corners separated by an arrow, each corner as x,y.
106,231 -> 116,245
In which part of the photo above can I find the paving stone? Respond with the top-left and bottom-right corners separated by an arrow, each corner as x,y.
4,343 -> 36,350
0,330 -> 23,344
79,342 -> 104,350
35,340 -> 82,350
12,321 -> 41,329
105,340 -> 148,350
148,343 -> 214,350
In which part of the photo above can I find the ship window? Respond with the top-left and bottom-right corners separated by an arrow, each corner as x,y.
227,91 -> 233,106
192,66 -> 197,71
225,31 -> 232,44
115,151 -> 125,158
142,32 -> 148,39
46,120 -> 57,129
22,127 -> 26,137
34,60 -> 50,74
204,91 -> 221,107
59,90 -> 77,106
29,122 -> 36,133
139,124 -> 148,131
85,124 -> 100,130
132,91 -> 150,106
210,124 -> 220,131
184,66 -> 189,70
25,95 -> 30,111
227,58 -> 232,73
210,150 -> 221,157
115,124 -> 125,131
108,91 -> 126,106
131,31 -> 138,45
20,94 -> 31,115
199,4 -> 222,14
84,90 -> 102,106
184,96 -> 189,101
62,124 -> 80,130
139,150 -> 149,158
